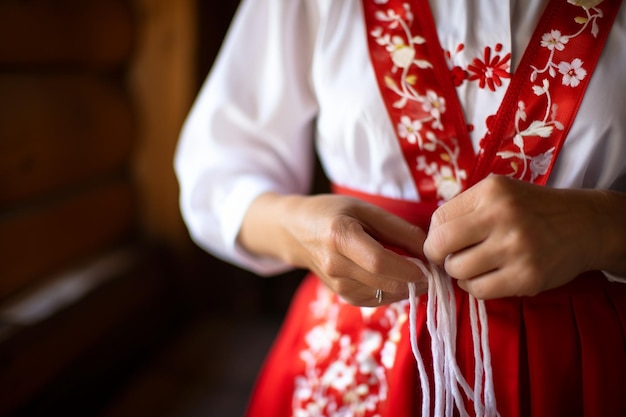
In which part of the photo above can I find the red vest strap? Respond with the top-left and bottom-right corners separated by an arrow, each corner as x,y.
362,0 -> 622,200
471,0 -> 623,185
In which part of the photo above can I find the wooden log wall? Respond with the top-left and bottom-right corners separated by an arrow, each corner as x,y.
0,0 -> 136,301
0,1 -> 196,415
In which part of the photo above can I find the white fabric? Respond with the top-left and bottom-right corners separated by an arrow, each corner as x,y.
175,0 -> 626,275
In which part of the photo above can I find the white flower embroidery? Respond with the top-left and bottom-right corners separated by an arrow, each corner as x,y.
568,0 -> 603,9
390,37 -> 417,69
437,177 -> 463,201
422,90 -> 446,129
294,376 -> 313,401
358,330 -> 383,355
398,115 -> 422,144
558,58 -> 587,87
305,324 -> 339,357
530,147 -> 556,181
380,340 -> 397,369
356,330 -> 383,374
322,361 -> 357,391
416,156 -> 467,201
540,30 -> 569,51
294,287 -> 408,415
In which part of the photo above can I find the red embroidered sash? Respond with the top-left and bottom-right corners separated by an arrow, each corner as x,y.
363,0 -> 622,203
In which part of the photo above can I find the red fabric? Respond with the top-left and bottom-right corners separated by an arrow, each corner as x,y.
244,2 -> 625,415
245,188 -> 626,417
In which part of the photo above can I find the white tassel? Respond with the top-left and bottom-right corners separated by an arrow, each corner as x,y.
407,258 -> 499,417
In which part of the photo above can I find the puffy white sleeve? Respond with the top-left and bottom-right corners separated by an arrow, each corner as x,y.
174,0 -> 319,275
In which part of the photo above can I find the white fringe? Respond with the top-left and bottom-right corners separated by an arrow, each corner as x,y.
407,258 -> 499,417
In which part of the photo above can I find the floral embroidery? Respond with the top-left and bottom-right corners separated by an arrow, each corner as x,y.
541,30 -> 569,51
497,2 -> 604,181
445,44 -> 469,86
417,156 -> 466,200
398,115 -> 423,144
530,5 -> 603,82
445,43 -> 512,92
558,58 -> 588,87
467,44 -> 512,92
568,0 -> 603,10
293,285 -> 409,417
370,3 -> 468,201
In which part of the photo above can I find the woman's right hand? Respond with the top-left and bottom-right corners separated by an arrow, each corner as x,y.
238,193 -> 429,306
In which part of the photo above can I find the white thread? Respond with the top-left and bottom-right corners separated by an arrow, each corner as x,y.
409,282 -> 431,417
407,258 -> 499,417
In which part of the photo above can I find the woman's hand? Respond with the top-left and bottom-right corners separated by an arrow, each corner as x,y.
423,175 -> 626,299
239,193 -> 429,306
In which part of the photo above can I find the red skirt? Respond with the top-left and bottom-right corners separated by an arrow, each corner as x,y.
245,187 -> 626,417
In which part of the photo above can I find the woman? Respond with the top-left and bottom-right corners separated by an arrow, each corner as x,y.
175,0 -> 626,415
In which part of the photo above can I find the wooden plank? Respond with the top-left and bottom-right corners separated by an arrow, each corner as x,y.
0,245 -> 175,416
0,181 -> 135,300
129,0 -> 197,247
0,0 -> 134,69
0,74 -> 135,209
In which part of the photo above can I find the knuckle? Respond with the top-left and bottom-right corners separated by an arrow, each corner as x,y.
317,254 -> 342,277
465,280 -> 491,300
430,207 -> 448,228
505,227 -> 531,251
325,215 -> 360,251
363,252 -> 386,275
483,174 -> 512,193
513,262 -> 546,297
332,280 -> 362,306
388,280 -> 411,297
444,255 -> 463,279
323,217 -> 345,247
332,278 -> 351,295
425,228 -> 448,262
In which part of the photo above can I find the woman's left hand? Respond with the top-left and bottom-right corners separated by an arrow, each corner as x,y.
423,175 -> 625,299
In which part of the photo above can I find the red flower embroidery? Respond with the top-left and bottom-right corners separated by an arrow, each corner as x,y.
450,66 -> 467,86
446,44 -> 468,86
467,44 -> 511,91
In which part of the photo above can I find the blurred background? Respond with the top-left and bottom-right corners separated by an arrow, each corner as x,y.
0,1 -> 315,416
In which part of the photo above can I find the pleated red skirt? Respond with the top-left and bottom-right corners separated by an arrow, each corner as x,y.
245,186 -> 626,417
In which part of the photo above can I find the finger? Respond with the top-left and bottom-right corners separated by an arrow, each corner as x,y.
336,220 -> 428,284
356,204 -> 427,259
456,264 -> 543,300
335,277 -> 409,306
424,212 -> 490,264
313,247 -> 421,297
428,183 -> 481,229
443,240 -> 504,280
315,260 -> 412,306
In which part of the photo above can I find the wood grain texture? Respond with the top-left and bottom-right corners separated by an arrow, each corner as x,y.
0,181 -> 135,300
0,0 -> 134,69
0,245 -> 174,416
0,74 -> 135,209
129,0 -> 196,247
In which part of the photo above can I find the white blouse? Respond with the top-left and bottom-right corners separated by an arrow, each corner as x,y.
175,0 -> 626,275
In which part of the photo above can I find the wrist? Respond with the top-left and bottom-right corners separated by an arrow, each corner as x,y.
591,190 -> 626,275
238,192 -> 309,268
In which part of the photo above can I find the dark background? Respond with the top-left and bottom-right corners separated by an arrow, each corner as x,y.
0,1 -> 320,416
